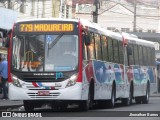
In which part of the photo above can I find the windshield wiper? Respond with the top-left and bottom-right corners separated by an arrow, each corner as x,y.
47,33 -> 64,56
48,33 -> 64,49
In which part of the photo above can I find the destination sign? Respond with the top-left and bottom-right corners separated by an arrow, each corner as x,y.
18,23 -> 74,32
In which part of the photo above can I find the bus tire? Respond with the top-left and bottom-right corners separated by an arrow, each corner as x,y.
79,91 -> 90,111
135,97 -> 142,104
121,87 -> 132,106
79,86 -> 91,111
23,100 -> 34,112
107,85 -> 115,108
142,82 -> 150,104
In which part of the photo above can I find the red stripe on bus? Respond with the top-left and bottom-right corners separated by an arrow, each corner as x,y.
32,82 -> 39,87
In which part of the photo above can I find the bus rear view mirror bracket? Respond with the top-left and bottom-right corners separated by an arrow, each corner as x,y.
83,35 -> 90,46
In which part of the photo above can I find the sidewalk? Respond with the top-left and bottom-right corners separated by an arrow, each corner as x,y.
150,92 -> 160,97
0,100 -> 23,111
0,94 -> 23,111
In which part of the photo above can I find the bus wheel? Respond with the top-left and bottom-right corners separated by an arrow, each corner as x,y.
121,88 -> 132,106
23,100 -> 34,112
142,83 -> 150,104
135,97 -> 142,104
107,87 -> 115,108
79,90 -> 91,111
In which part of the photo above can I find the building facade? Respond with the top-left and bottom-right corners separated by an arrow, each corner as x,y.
0,0 -> 60,19
0,0 -> 160,33
74,0 -> 160,33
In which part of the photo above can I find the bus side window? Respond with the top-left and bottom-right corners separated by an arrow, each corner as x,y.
127,44 -> 134,65
133,44 -> 139,65
113,39 -> 119,63
108,37 -> 113,62
147,47 -> 151,66
151,48 -> 155,66
94,33 -> 102,60
143,46 -> 148,66
138,45 -> 143,66
87,32 -> 96,60
83,38 -> 88,60
101,35 -> 108,61
118,41 -> 124,64
82,31 -> 95,60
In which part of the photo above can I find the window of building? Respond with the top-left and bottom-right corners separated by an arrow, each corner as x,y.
137,29 -> 143,32
147,29 -> 156,33
107,27 -> 116,31
121,28 -> 130,32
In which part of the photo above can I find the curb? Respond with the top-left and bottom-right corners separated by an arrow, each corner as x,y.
0,105 -> 23,111
150,95 -> 160,97
150,94 -> 160,97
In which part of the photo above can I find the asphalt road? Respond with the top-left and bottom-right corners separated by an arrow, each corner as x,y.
1,97 -> 160,120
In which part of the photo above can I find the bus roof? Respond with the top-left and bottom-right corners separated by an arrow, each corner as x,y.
15,18 -> 155,48
16,18 -> 79,23
124,33 -> 155,48
80,19 -> 122,40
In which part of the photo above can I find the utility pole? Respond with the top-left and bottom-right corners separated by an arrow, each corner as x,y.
133,0 -> 137,32
93,0 -> 98,23
8,0 -> 11,9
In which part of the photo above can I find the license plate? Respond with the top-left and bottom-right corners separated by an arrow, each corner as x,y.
38,91 -> 50,96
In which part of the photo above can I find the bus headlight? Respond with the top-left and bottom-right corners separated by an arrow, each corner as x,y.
11,74 -> 22,88
66,74 -> 78,88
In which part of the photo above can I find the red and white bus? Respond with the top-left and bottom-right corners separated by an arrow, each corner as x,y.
6,19 -> 157,111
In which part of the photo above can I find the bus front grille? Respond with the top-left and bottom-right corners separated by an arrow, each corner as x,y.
27,92 -> 60,98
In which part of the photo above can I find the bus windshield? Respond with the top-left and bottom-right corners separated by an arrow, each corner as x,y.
12,34 -> 79,72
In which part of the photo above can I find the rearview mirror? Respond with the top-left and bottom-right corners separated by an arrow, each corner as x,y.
83,34 -> 90,46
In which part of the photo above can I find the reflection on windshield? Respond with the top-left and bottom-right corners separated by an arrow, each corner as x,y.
48,33 -> 64,49
12,34 -> 78,72
45,34 -> 78,71
12,35 -> 44,72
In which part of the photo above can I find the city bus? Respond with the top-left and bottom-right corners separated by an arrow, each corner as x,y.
6,18 -> 157,111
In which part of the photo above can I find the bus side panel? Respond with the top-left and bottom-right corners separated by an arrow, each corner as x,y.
132,66 -> 155,97
93,61 -> 112,100
91,61 -> 129,100
149,67 -> 157,94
